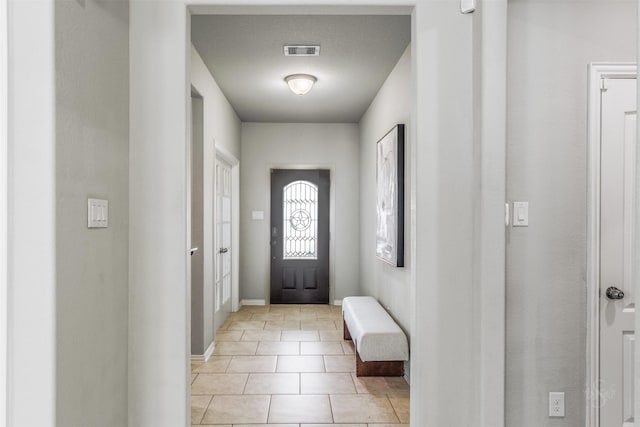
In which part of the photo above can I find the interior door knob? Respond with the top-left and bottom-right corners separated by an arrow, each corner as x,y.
605,286 -> 624,300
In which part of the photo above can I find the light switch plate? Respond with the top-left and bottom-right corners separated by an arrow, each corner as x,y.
513,201 -> 528,227
251,210 -> 264,221
88,198 -> 108,228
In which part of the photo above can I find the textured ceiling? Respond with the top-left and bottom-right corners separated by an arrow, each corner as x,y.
191,15 -> 411,123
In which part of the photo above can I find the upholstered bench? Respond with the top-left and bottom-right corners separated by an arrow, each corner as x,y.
342,296 -> 409,377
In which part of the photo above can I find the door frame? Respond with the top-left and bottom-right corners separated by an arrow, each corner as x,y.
216,145 -> 240,312
586,62 -> 637,427
265,165 -> 335,305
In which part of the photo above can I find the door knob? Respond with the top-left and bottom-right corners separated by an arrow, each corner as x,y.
605,286 -> 624,300
219,247 -> 229,254
189,247 -> 198,256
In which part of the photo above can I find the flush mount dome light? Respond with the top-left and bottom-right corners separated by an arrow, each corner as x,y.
285,74 -> 317,95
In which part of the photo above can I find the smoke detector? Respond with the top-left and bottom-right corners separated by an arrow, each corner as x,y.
283,45 -> 320,56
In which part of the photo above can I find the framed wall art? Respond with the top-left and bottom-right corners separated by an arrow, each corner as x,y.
375,124 -> 404,267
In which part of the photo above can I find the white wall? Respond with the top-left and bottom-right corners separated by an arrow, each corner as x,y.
129,1 -> 190,425
190,45 -> 241,355
240,123 -> 360,303
359,45 -> 411,334
54,0 -> 130,424
506,1 -> 636,426
7,0 -> 57,424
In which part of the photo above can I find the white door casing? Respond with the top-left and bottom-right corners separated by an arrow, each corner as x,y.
587,63 -> 637,427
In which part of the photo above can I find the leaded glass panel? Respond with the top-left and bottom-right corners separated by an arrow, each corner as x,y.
283,180 -> 318,259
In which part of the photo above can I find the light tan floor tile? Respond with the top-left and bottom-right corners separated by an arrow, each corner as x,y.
256,341 -> 300,355
276,355 -> 325,373
269,305 -> 301,313
241,329 -> 281,341
281,330 -> 320,342
191,373 -> 197,385
227,320 -> 266,330
303,425 -> 366,427
385,377 -> 411,397
352,375 -> 409,396
301,373 -> 356,394
330,394 -> 399,424
341,341 -> 355,354
213,341 -> 257,356
191,361 -> 204,372
193,356 -> 232,373
389,396 -> 410,423
190,395 -> 211,424
224,311 -> 254,321
201,395 -> 270,424
191,373 -> 248,395
315,310 -> 342,320
234,425 -> 297,427
250,312 -> 285,321
301,341 -> 344,355
244,373 -> 300,394
324,355 -> 356,373
214,330 -> 244,341
320,330 -> 344,341
301,320 -> 337,330
264,320 -> 301,330
283,311 -> 318,321
268,394 -> 333,424
226,355 -> 277,373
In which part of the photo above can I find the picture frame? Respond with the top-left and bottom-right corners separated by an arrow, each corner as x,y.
375,124 -> 405,267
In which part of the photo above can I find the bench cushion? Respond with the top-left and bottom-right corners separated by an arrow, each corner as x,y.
342,296 -> 409,362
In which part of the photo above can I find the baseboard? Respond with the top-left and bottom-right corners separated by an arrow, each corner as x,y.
241,299 -> 266,306
191,340 -> 215,363
333,299 -> 343,306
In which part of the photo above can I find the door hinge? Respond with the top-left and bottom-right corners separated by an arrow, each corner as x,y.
601,78 -> 608,92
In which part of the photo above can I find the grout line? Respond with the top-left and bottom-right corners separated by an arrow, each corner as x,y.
195,394 -> 213,425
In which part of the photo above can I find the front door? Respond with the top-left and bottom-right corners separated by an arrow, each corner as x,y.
215,158 -> 233,327
270,169 -> 330,304
600,77 -> 636,426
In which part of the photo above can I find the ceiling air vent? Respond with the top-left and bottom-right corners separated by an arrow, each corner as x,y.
284,45 -> 320,57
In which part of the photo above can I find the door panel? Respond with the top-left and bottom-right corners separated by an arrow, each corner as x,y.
270,169 -> 329,304
215,159 -> 233,327
600,77 -> 636,427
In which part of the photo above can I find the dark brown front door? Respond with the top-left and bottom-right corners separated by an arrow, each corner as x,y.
270,169 -> 330,304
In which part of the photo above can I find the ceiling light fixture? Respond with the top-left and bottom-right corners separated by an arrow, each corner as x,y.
285,74 -> 317,95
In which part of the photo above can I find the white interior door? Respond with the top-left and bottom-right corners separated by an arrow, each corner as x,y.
600,77 -> 636,427
215,158 -> 233,327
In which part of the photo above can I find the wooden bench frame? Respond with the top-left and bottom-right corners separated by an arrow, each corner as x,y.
344,320 -> 405,377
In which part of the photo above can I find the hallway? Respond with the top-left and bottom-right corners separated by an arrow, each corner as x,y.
190,304 -> 410,426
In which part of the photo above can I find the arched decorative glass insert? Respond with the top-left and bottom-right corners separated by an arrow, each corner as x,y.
283,180 -> 318,259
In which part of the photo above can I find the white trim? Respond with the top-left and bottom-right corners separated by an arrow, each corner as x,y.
333,299 -> 343,306
240,299 -> 266,306
0,0 -> 8,420
586,62 -> 637,427
190,341 -> 215,362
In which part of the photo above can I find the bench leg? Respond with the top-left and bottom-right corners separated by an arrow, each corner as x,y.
356,352 -> 404,377
343,320 -> 352,340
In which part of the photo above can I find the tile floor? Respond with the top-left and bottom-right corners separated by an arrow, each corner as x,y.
191,304 -> 410,427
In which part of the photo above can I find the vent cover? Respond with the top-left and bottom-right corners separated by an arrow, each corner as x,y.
284,45 -> 320,56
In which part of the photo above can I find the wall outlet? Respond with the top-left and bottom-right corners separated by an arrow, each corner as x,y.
549,392 -> 565,417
